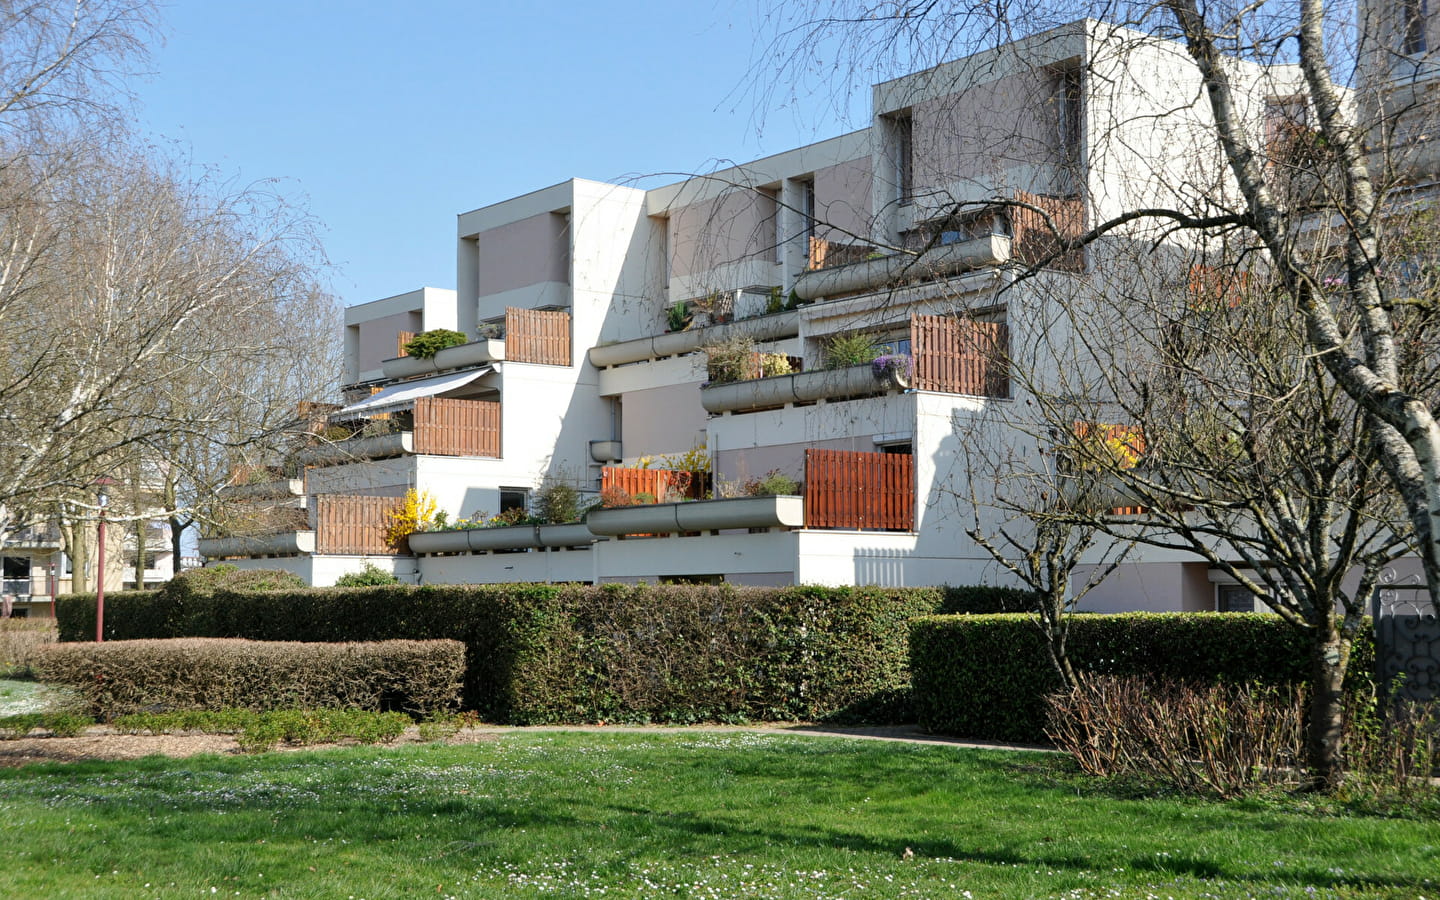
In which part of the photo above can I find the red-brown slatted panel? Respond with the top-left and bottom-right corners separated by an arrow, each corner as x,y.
1011,190 -> 1085,273
804,449 -> 914,531
316,495 -> 399,555
396,331 -> 415,357
413,397 -> 501,457
600,467 -> 701,502
910,315 -> 1009,397
505,307 -> 572,366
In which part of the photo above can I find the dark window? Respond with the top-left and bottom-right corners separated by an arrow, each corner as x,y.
499,488 -> 529,515
659,574 -> 724,585
892,112 -> 914,204
880,442 -> 913,455
1403,0 -> 1429,54
1217,584 -> 1257,612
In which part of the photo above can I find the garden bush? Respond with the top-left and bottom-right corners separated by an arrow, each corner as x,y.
938,584 -> 1040,614
910,612 -> 1376,744
0,618 -> 57,677
334,563 -> 401,587
36,638 -> 463,717
54,583 -> 942,724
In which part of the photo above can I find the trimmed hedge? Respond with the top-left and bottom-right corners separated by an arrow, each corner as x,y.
36,638 -> 464,717
938,584 -> 1039,614
911,612 -> 1377,744
54,583 -> 941,724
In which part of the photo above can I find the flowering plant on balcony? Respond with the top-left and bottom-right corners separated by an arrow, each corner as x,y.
871,353 -> 913,381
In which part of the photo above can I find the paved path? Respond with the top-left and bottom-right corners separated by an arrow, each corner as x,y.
469,722 -> 1056,754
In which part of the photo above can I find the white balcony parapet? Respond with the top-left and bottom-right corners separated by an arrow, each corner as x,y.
700,363 -> 902,415
295,432 -> 413,467
219,478 -> 305,501
793,234 -> 1011,301
380,339 -> 506,379
588,310 -> 800,368
198,531 -> 316,558
584,495 -> 804,536
408,523 -> 596,554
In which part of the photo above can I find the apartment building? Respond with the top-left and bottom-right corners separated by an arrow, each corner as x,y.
200,20 -> 1323,610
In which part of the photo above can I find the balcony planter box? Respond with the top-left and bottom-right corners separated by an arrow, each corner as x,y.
219,478 -> 304,501
381,339 -> 506,379
589,439 -> 623,463
585,495 -> 803,536
295,432 -> 413,466
409,522 -> 596,554
700,363 -> 897,414
199,531 -> 316,558
588,310 -> 800,368
793,233 -> 1011,301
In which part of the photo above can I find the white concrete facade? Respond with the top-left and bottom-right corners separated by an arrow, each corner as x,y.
204,20 -> 1327,610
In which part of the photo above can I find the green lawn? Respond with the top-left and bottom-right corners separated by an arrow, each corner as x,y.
0,731 -> 1435,899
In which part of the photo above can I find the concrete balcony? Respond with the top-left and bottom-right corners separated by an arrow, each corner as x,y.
198,531 -> 316,558
408,523 -> 596,554
792,234 -> 1011,301
380,338 -> 506,379
296,432 -> 414,467
585,495 -> 804,536
700,362 -> 905,415
220,478 -> 305,502
588,310 -> 800,368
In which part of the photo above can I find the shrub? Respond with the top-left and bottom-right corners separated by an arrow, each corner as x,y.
759,352 -> 793,377
1,618 -> 57,677
334,563 -> 401,588
1045,675 -> 1306,797
402,328 -> 468,359
704,335 -> 757,384
938,585 -> 1040,614
742,470 -> 801,497
910,612 -> 1376,744
53,583 -> 942,724
384,489 -> 436,550
823,331 -> 880,369
598,486 -> 631,509
36,638 -> 464,718
536,476 -> 581,524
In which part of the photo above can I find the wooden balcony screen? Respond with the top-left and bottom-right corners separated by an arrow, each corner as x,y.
910,314 -> 1010,397
505,307 -> 571,366
804,449 -> 914,531
396,331 -> 415,358
1011,190 -> 1085,273
601,467 -> 702,503
413,397 -> 501,457
315,495 -> 399,555
807,235 -> 876,271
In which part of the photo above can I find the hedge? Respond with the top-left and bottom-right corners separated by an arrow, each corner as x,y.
36,638 -> 463,717
54,583 -> 942,724
910,612 -> 1377,744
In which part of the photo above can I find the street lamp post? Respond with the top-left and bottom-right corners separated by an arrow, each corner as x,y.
95,485 -> 109,643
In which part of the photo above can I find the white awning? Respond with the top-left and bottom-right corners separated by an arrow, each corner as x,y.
337,367 -> 493,418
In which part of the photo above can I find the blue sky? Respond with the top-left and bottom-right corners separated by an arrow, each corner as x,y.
135,1 -> 861,307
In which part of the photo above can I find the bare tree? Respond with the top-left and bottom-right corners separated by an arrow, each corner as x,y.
0,138 -> 340,553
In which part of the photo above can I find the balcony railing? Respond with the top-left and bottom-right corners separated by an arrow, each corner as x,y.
315,495 -> 400,555
700,362 -> 903,414
793,234 -> 1011,301
588,309 -> 800,368
804,448 -> 914,531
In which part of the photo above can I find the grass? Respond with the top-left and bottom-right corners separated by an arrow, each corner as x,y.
0,676 -> 76,716
0,732 -> 1437,899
